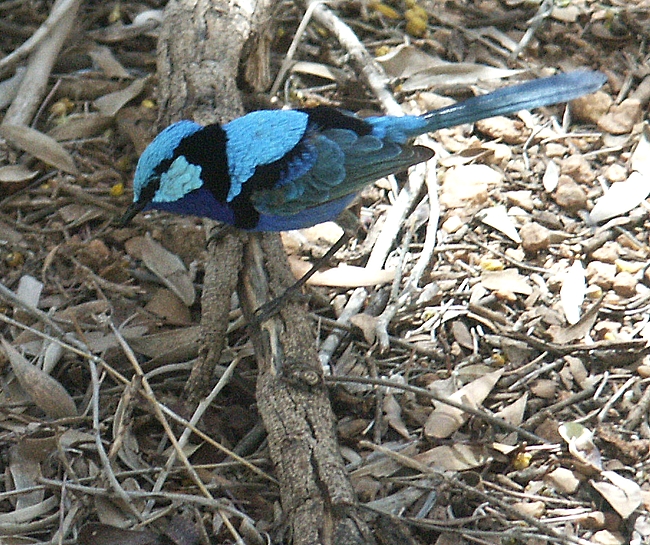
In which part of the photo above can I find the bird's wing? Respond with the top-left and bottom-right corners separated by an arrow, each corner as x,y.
223,109 -> 311,202
250,128 -> 433,216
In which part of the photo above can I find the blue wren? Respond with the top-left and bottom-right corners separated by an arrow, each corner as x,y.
121,70 -> 606,230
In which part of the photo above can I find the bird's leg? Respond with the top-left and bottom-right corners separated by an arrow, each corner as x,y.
249,232 -> 350,326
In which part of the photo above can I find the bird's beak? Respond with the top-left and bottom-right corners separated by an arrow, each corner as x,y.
119,200 -> 147,226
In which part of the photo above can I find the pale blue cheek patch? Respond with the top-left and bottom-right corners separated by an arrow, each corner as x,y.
153,156 -> 203,203
133,120 -> 202,200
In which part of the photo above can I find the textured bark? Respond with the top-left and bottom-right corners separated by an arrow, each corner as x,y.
157,0 -> 261,403
240,234 -> 370,545
156,2 -> 370,542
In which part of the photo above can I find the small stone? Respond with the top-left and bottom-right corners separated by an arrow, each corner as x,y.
586,261 -> 617,290
551,5 -> 579,22
506,190 -> 535,211
590,241 -> 620,263
513,501 -> 545,517
475,116 -> 526,144
598,98 -> 643,134
615,259 -> 645,274
591,530 -> 626,545
612,271 -> 637,297
617,233 -> 644,251
593,320 -> 621,340
604,163 -> 628,183
572,90 -> 612,125
440,164 -> 498,208
561,155 -> 596,183
545,467 -> 581,494
544,142 -> 568,157
520,221 -> 551,253
441,214 -> 464,233
554,175 -> 587,210
531,379 -> 556,399
637,365 -> 650,378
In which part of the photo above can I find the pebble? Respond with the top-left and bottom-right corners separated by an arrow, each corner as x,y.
586,261 -> 617,289
598,98 -> 643,134
561,155 -> 596,183
590,241 -> 619,263
544,142 -> 568,157
505,190 -> 534,211
520,221 -> 551,253
612,271 -> 637,297
554,176 -> 587,210
604,163 -> 628,183
571,90 -> 612,124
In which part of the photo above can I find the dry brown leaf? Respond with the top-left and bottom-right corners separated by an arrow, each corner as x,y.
0,164 -> 39,183
78,523 -> 160,545
413,444 -> 490,471
478,205 -> 521,243
2,338 -> 77,419
289,258 -> 395,287
383,393 -> 411,439
480,268 -> 532,295
559,422 -> 602,470
8,433 -> 57,509
137,234 -> 195,306
591,470 -> 642,519
349,313 -> 378,344
48,113 -> 113,141
88,45 -> 132,79
549,296 -> 603,344
0,124 -> 78,174
94,77 -> 148,117
495,393 -> 528,426
424,369 -> 503,439
145,288 -> 193,325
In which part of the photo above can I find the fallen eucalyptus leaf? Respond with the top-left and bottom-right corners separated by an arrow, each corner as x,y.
0,124 -> 78,174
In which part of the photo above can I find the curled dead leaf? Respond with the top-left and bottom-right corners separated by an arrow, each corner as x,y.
2,338 -> 77,419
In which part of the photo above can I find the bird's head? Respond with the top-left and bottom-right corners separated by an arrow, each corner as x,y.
120,120 -> 203,225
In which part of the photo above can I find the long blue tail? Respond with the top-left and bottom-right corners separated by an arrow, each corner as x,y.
421,70 -> 606,132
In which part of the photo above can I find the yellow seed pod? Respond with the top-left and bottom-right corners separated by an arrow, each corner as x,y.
405,12 -> 428,37
5,252 -> 24,268
110,182 -> 125,197
108,3 -> 122,24
479,257 -> 504,271
512,451 -> 532,470
115,156 -> 131,172
141,99 -> 156,110
375,45 -> 391,57
369,1 -> 401,19
406,4 -> 428,20
50,98 -> 74,117
491,353 -> 507,367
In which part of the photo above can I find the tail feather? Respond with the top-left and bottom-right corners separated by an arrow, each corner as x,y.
421,70 -> 606,133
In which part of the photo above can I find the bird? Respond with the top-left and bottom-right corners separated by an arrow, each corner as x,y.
121,70 -> 606,231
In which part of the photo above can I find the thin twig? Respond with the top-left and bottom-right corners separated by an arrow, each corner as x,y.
326,374 -> 548,443
2,0 -> 82,125
0,0 -> 81,78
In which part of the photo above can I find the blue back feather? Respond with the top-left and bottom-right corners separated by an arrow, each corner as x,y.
223,110 -> 309,201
